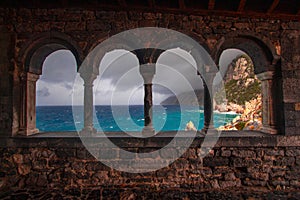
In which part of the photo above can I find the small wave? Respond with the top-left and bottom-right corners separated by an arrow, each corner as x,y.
214,110 -> 237,115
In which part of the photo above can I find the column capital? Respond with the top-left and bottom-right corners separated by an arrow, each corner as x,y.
133,48 -> 164,65
27,72 -> 40,82
256,71 -> 275,81
140,64 -> 155,84
80,72 -> 97,85
20,72 -> 40,82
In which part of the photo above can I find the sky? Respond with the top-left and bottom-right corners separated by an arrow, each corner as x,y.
36,48 -> 244,106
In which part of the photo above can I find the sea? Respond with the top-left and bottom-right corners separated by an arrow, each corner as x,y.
36,105 -> 237,132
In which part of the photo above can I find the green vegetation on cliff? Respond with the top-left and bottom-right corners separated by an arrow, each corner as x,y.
215,54 -> 261,106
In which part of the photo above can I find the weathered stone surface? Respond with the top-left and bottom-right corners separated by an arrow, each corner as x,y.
232,150 -> 256,158
0,5 -> 299,199
86,20 -> 111,31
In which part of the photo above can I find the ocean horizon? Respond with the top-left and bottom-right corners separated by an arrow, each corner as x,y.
36,105 -> 237,132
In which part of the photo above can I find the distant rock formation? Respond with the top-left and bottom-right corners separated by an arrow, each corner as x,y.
161,89 -> 204,106
216,54 -> 263,131
215,54 -> 261,106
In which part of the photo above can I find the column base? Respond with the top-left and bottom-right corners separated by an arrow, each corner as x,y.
80,126 -> 97,135
260,126 -> 278,134
201,125 -> 215,134
142,126 -> 155,137
18,128 -> 39,136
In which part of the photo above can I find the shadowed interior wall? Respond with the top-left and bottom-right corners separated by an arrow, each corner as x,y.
0,7 -> 300,199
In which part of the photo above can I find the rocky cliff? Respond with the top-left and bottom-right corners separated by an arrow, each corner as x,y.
161,89 -> 204,106
216,54 -> 262,131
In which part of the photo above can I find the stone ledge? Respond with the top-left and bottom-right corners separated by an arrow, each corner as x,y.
0,187 -> 300,199
1,131 -> 300,148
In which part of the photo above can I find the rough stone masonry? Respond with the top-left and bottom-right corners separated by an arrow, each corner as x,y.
0,5 -> 300,199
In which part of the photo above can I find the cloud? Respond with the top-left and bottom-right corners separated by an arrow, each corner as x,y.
62,82 -> 73,90
36,87 -> 50,97
38,48 -> 244,106
40,50 -> 77,83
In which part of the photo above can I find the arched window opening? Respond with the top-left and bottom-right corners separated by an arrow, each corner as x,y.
36,50 -> 77,132
93,49 -> 143,132
215,49 -> 262,131
156,48 -> 207,131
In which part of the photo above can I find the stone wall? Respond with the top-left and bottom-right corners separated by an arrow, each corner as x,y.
0,8 -> 299,134
0,7 -> 300,199
0,28 -> 14,135
1,135 -> 300,199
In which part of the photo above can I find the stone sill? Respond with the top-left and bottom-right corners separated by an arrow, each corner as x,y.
1,130 -> 300,148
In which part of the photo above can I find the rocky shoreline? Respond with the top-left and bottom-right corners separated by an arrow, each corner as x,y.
217,94 -> 262,131
184,94 -> 262,131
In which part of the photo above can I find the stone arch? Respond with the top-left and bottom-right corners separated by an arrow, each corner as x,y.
18,31 -> 84,74
79,38 -> 140,133
213,31 -> 283,134
155,30 -> 216,132
80,37 -> 138,78
16,32 -> 83,136
213,31 -> 279,74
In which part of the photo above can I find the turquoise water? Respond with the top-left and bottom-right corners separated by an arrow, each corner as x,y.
36,105 -> 237,132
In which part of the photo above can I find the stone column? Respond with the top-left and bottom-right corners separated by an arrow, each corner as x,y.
140,64 -> 155,136
80,73 -> 97,134
201,72 -> 216,133
257,71 -> 279,134
18,72 -> 39,136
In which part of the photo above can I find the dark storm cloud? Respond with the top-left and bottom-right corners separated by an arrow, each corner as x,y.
40,50 -> 77,83
37,87 -> 50,97
38,47 -> 244,105
97,48 -> 203,96
63,82 -> 73,90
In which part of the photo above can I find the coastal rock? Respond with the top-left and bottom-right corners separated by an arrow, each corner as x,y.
185,121 -> 197,131
217,94 -> 262,131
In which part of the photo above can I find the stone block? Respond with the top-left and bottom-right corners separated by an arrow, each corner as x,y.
224,172 -> 236,181
139,20 -> 157,27
137,148 -> 159,159
221,149 -> 231,157
232,158 -> 254,167
85,162 -> 110,171
87,20 -> 111,32
290,180 -> 300,187
296,156 -> 300,165
13,154 -> 24,164
275,157 -> 295,166
245,179 -> 268,187
170,158 -> 189,169
232,150 -> 256,158
233,22 -> 250,29
95,11 -> 115,19
271,179 -> 290,187
264,149 -> 284,156
55,149 -> 76,158
128,12 -> 142,20
203,157 -> 229,167
286,148 -> 300,156
295,103 -> 300,111
32,159 -> 47,171
118,150 -> 136,160
65,22 -> 86,31
99,148 -> 118,160
50,22 -> 65,31
219,179 -> 241,189
18,164 -> 31,175
92,171 -> 109,180
281,22 -> 300,30
36,174 -> 48,187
